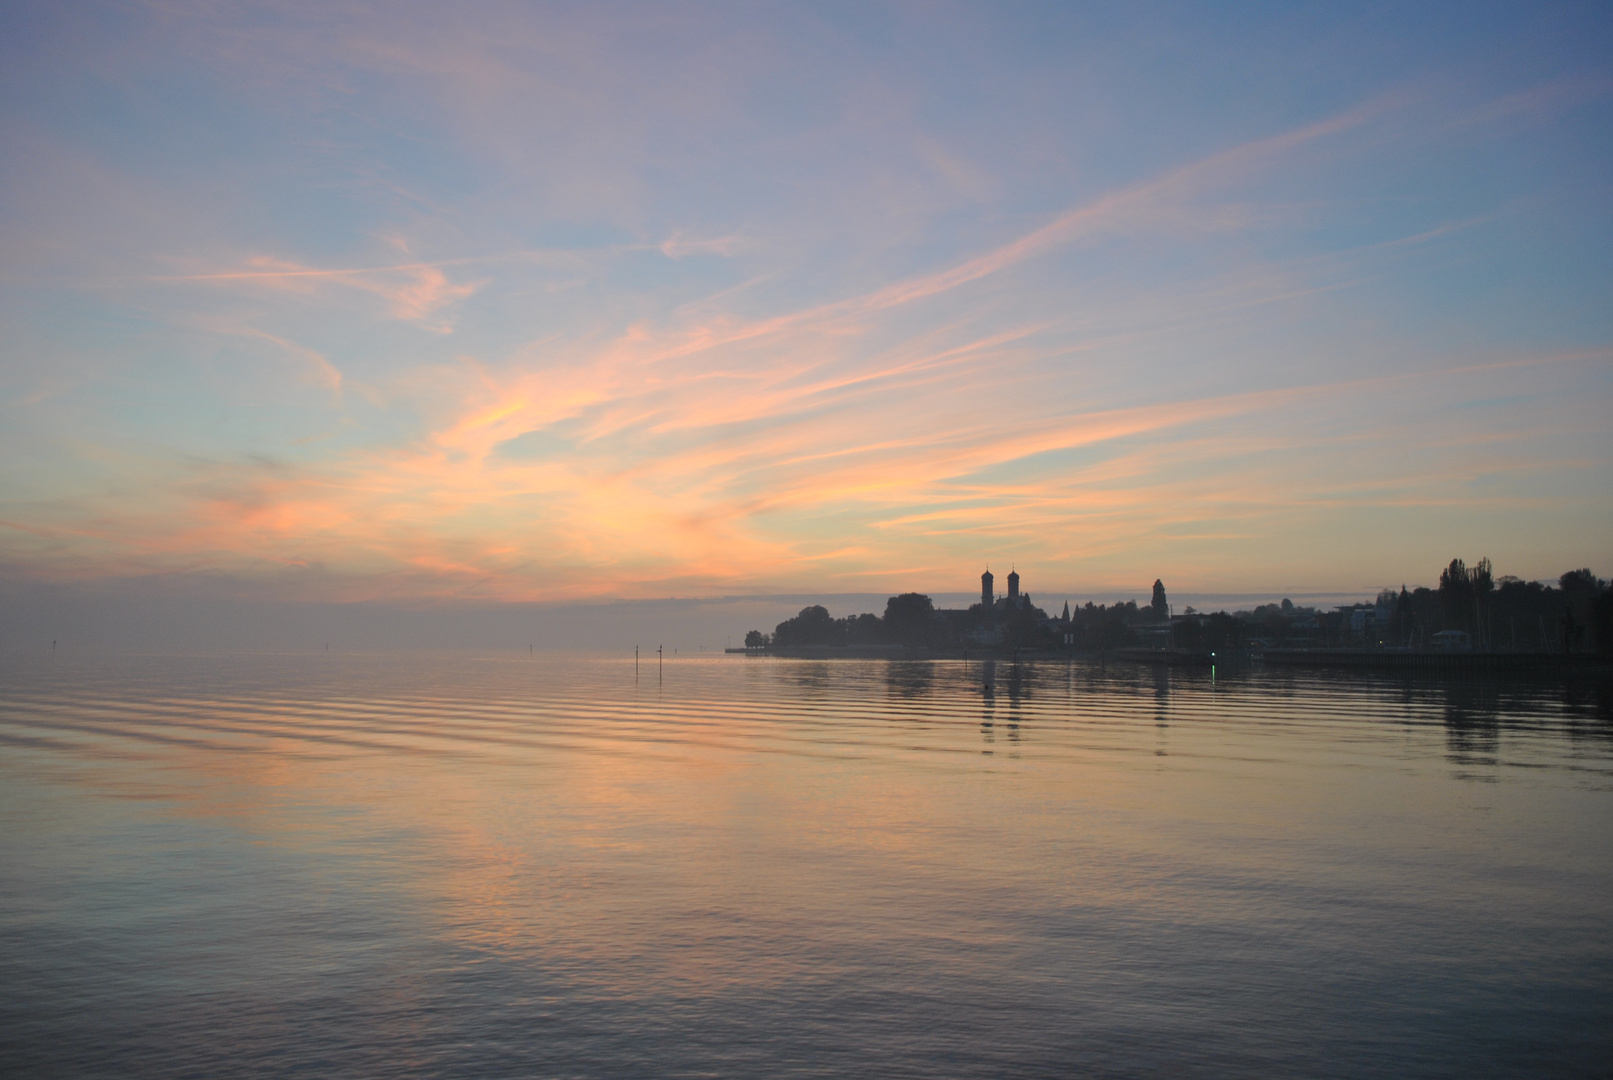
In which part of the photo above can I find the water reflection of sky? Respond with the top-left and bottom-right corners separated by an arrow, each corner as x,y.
1,653 -> 1609,1077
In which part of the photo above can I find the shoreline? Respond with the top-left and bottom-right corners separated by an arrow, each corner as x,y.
727,645 -> 1612,672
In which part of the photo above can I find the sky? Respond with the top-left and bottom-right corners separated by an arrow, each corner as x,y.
1,0 -> 1609,633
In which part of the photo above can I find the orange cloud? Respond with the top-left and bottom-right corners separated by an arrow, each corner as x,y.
11,86 -> 1609,601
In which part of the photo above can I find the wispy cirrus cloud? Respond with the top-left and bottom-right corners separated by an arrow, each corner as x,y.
2,3 -> 1609,602
155,253 -> 483,332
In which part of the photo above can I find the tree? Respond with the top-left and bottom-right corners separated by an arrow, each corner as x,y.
743,629 -> 768,648
1437,557 -> 1498,644
1560,568 -> 1602,605
843,612 -> 883,644
1001,597 -> 1053,648
1493,576 -> 1554,651
1560,569 -> 1608,654
1390,585 -> 1411,646
883,593 -> 937,645
772,605 -> 842,647
1439,558 -> 1471,633
1593,589 -> 1613,655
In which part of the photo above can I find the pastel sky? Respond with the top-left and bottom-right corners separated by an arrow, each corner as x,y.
2,1 -> 1609,606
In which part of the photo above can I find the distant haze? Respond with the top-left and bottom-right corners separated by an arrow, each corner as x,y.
1,576 -> 1408,654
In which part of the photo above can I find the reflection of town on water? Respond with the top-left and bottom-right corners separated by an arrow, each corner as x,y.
971,657 -> 1186,754
783,660 -> 837,699
963,657 -> 1613,772
772,652 -> 1611,776
1433,671 -> 1613,771
976,658 -> 1032,753
883,661 -> 932,699
6,647 -> 1609,1079
1236,666 -> 1613,773
1152,662 -> 1613,777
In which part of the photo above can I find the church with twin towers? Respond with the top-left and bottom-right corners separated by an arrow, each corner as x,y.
979,567 -> 1036,616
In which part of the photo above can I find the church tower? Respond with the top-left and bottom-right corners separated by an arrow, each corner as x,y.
981,568 -> 994,611
1007,568 -> 1020,605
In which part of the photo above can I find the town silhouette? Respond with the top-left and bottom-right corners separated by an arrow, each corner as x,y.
743,559 -> 1613,663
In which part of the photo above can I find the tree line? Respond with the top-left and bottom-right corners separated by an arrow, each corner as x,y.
1388,560 -> 1611,652
746,593 -> 948,649
747,593 -> 1152,652
744,560 -> 1612,655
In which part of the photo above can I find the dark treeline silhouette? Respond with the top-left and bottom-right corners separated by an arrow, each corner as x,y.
753,594 -> 1147,651
1173,559 -> 1612,654
744,559 -> 1613,655
1388,560 -> 1612,653
755,593 -> 944,649
1059,600 -> 1142,651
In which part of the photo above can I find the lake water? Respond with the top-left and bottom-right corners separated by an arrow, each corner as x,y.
2,652 -> 1610,1078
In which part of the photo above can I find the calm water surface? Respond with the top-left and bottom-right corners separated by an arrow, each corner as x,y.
2,652 -> 1610,1078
